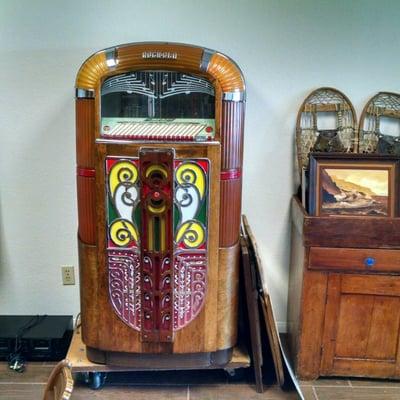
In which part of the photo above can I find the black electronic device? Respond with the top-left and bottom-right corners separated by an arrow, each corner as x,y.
0,315 -> 73,362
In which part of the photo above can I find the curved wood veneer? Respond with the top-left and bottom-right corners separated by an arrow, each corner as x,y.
75,42 -> 245,98
207,52 -> 245,94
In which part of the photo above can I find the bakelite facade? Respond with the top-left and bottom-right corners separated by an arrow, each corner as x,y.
75,42 -> 245,366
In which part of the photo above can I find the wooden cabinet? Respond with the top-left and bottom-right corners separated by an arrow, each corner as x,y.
320,274 -> 400,377
287,197 -> 400,380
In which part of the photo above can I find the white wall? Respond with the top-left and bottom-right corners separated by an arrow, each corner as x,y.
1,0 -> 400,331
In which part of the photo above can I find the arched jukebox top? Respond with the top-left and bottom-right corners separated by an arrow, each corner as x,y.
75,43 -> 245,353
76,43 -> 244,148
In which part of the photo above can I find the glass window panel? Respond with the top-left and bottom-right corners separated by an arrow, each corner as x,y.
101,71 -> 215,119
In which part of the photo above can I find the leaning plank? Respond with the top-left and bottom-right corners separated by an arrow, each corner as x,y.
240,235 -> 264,393
242,215 -> 284,386
242,214 -> 305,399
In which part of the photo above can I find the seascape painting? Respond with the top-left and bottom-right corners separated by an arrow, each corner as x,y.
320,168 -> 389,216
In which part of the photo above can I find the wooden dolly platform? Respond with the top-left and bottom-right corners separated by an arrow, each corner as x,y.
67,328 -> 250,373
66,327 -> 251,388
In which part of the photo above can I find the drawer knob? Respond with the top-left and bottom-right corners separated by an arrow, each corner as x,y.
364,257 -> 376,268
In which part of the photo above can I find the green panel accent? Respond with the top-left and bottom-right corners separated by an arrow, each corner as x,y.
134,204 -> 141,231
108,196 -> 118,223
173,204 -> 180,231
197,198 -> 207,225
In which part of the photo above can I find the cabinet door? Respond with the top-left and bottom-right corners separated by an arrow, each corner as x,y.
321,273 -> 400,378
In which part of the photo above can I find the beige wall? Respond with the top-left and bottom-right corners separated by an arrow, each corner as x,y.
1,0 -> 400,331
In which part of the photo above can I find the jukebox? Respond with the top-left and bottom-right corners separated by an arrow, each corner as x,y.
75,42 -> 245,367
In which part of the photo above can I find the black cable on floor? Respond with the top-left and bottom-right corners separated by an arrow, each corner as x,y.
8,315 -> 48,373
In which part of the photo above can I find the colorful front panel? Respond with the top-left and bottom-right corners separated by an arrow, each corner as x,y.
106,153 -> 209,342
107,158 -> 141,330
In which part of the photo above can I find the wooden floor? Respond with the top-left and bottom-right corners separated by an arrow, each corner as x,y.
1,361 -> 400,399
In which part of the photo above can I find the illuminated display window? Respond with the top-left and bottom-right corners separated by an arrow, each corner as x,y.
100,71 -> 215,141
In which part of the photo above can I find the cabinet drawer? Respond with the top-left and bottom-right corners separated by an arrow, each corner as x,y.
309,247 -> 400,273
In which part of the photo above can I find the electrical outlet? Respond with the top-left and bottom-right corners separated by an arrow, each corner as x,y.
61,266 -> 75,285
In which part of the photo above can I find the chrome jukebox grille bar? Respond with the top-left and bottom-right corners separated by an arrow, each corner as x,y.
101,71 -> 215,98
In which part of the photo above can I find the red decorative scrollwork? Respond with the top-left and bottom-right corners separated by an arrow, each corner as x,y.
173,251 -> 207,330
139,149 -> 174,342
108,249 -> 141,330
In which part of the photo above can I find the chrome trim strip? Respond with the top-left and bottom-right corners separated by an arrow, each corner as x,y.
75,88 -> 95,98
200,48 -> 214,72
223,91 -> 246,102
105,48 -> 118,68
96,138 -> 220,146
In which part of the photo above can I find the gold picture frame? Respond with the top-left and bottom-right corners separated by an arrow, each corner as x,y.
309,153 -> 400,217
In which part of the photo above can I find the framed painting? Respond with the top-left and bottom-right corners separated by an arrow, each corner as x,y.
309,153 -> 400,217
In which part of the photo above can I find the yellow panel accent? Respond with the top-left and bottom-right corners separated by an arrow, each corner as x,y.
109,161 -> 138,196
148,204 -> 166,214
160,218 -> 166,252
176,163 -> 206,199
176,221 -> 205,248
110,220 -> 138,246
148,218 -> 154,251
145,164 -> 168,178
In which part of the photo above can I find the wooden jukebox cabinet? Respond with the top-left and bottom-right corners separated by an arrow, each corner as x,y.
75,43 -> 245,367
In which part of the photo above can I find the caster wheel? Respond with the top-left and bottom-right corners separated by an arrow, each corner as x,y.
88,372 -> 107,390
